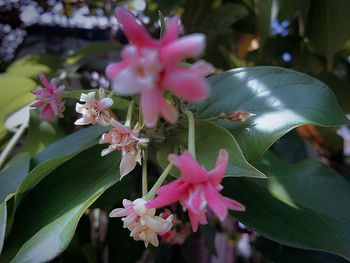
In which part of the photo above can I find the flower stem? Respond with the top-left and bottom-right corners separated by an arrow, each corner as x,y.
142,150 -> 148,196
107,91 -> 114,98
0,122 -> 27,169
125,99 -> 134,127
144,162 -> 173,200
184,110 -> 196,157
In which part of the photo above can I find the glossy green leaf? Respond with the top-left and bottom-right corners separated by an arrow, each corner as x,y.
306,0 -> 350,67
157,120 -> 265,178
0,153 -> 30,254
224,153 -> 350,260
0,75 -> 36,138
61,90 -> 129,111
16,125 -> 109,208
190,66 -> 349,161
6,54 -> 61,79
1,146 -> 120,262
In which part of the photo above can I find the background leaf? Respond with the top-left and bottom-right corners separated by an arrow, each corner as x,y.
224,152 -> 350,260
190,66 -> 349,161
0,75 -> 36,138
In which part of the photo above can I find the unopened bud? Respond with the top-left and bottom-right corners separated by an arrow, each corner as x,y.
226,111 -> 253,122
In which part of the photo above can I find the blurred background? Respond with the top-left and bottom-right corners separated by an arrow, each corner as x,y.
1,0 -> 350,262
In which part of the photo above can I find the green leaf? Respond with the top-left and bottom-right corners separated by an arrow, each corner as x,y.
19,111 -> 65,157
224,152 -> 350,260
157,120 -> 265,178
0,203 -> 6,254
0,75 -> 36,138
0,153 -> 30,254
0,153 -> 31,204
305,0 -> 350,68
254,0 -> 274,41
254,237 -> 348,263
6,54 -> 61,79
0,146 -> 121,262
65,42 -> 116,65
61,90 -> 129,111
190,66 -> 349,161
16,125 -> 109,207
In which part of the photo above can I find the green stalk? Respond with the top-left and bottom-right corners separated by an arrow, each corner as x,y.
184,110 -> 196,157
144,162 -> 173,200
124,99 -> 134,127
142,150 -> 148,196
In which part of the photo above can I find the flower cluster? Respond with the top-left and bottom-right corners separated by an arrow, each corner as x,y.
75,88 -> 113,126
31,72 -> 65,121
110,198 -> 173,247
99,118 -> 149,177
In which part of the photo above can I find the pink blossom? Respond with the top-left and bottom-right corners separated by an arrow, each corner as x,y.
146,149 -> 245,232
99,118 -> 149,177
75,88 -> 113,126
31,72 -> 65,121
106,8 -> 212,127
110,198 -> 173,247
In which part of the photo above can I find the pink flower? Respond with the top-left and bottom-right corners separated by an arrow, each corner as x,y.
31,72 -> 65,121
146,149 -> 245,232
110,198 -> 173,247
106,8 -> 212,127
75,88 -> 114,126
99,118 -> 149,177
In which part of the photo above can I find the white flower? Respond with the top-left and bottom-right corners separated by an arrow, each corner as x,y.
110,198 -> 173,247
75,88 -> 113,126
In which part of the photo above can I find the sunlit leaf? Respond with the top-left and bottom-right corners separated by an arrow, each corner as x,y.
190,67 -> 349,161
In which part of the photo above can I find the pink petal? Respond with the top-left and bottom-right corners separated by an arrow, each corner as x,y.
158,96 -> 178,124
30,100 -> 45,107
204,184 -> 227,221
160,34 -> 206,64
54,85 -> 65,96
110,118 -> 131,133
189,60 -> 213,77
146,180 -> 188,209
162,69 -> 210,102
49,100 -> 59,115
106,61 -> 129,80
208,149 -> 229,186
40,104 -> 55,121
111,66 -> 142,95
38,71 -> 50,89
115,7 -> 157,47
223,197 -> 246,212
184,187 -> 205,215
168,151 -> 207,183
161,16 -> 180,46
187,210 -> 208,232
140,89 -> 159,127
50,78 -> 57,89
188,210 -> 200,232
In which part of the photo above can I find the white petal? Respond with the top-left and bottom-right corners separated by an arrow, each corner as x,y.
120,152 -> 137,178
99,98 -> 114,110
112,67 -> 142,96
